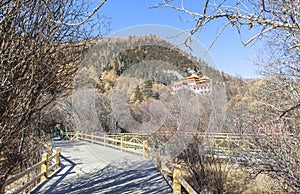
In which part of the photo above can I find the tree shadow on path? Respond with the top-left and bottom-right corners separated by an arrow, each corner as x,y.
32,158 -> 172,194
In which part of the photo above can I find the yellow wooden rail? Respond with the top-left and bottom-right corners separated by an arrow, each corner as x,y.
2,145 -> 61,194
154,155 -> 198,194
74,132 -> 197,194
72,132 -> 260,194
76,132 -> 149,158
2,132 -> 257,194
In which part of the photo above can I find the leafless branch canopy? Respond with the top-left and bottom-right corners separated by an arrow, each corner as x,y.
0,0 -> 108,189
157,0 -> 300,47
157,1 -> 300,191
157,0 -> 300,117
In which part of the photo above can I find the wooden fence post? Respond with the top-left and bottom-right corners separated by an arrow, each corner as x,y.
91,133 -> 94,143
161,161 -> 171,174
56,147 -> 61,168
155,152 -> 161,172
143,141 -> 148,158
47,144 -> 53,157
227,134 -> 231,156
41,153 -> 49,181
121,137 -> 124,151
173,165 -> 182,194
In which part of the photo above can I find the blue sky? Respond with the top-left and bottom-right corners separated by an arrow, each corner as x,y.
101,0 -> 259,78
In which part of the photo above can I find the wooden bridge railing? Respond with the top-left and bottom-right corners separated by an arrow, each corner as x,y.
2,132 -> 258,194
73,132 -> 259,194
74,132 -> 198,194
2,144 -> 61,194
152,152 -> 198,194
76,132 -> 149,158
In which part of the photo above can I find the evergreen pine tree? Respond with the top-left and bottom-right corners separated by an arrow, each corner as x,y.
134,85 -> 143,102
143,80 -> 153,99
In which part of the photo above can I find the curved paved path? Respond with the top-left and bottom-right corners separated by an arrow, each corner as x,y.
31,141 -> 172,194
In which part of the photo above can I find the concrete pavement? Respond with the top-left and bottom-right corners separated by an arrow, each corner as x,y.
31,141 -> 172,194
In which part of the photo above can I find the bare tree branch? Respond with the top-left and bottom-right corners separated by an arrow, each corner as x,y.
0,0 -> 108,190
156,0 -> 300,47
279,103 -> 300,118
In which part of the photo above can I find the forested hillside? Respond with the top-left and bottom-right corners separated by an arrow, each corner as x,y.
43,35 -> 248,134
80,35 -> 245,96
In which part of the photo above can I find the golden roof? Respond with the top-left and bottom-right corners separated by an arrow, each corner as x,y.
186,74 -> 210,82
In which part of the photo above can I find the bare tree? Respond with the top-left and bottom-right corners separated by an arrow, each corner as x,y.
0,0 -> 108,190
157,0 -> 300,192
223,77 -> 300,192
157,1 -> 300,47
158,0 -> 300,113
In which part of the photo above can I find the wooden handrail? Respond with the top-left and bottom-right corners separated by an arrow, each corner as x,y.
3,146 -> 61,194
3,160 -> 46,187
75,132 -> 197,194
77,132 -> 147,156
74,131 -> 267,194
155,156 -> 197,194
73,131 -> 265,194
5,132 -> 251,193
179,176 -> 198,194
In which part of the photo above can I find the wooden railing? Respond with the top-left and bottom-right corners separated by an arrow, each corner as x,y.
2,144 -> 61,194
152,154 -> 198,194
2,132 -> 257,194
74,132 -> 198,194
76,132 -> 149,158
73,132 -> 260,194
149,132 -> 258,160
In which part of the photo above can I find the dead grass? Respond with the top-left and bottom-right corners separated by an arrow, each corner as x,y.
182,161 -> 284,194
225,165 -> 281,194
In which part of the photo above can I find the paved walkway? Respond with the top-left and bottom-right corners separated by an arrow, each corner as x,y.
31,141 -> 172,194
